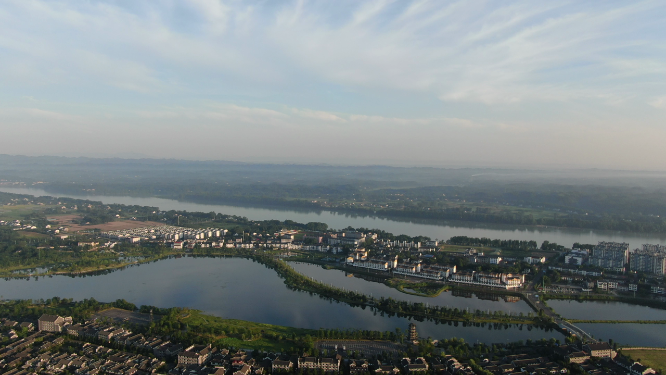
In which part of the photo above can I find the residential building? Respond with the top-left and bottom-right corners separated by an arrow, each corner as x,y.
476,256 -> 502,265
347,256 -> 395,271
419,264 -> 456,280
582,342 -> 613,359
566,352 -> 590,364
524,256 -> 546,264
629,244 -> 666,276
589,242 -> 629,271
38,314 -> 67,332
393,262 -> 422,277
350,360 -> 369,373
449,271 -> 525,289
630,363 -> 657,375
272,359 -> 293,373
298,357 -> 340,372
178,344 -> 216,365
564,250 -> 588,266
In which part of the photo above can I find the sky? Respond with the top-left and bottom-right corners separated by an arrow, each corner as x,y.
0,0 -> 665,169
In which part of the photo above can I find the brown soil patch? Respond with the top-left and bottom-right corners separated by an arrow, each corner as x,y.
47,215 -> 164,232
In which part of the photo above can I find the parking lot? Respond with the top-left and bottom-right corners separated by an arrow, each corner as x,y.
93,308 -> 159,326
316,340 -> 403,356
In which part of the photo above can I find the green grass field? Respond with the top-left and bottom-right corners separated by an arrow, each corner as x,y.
0,204 -> 53,220
18,231 -> 50,239
622,349 -> 666,372
438,244 -> 494,253
180,309 -> 316,352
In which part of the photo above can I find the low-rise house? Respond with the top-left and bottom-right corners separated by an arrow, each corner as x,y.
402,357 -> 429,372
298,357 -> 340,372
374,365 -> 401,375
235,364 -> 252,375
350,359 -> 369,373
524,256 -> 546,264
272,359 -> 294,373
630,363 -> 657,375
566,352 -> 589,364
511,357 -> 546,370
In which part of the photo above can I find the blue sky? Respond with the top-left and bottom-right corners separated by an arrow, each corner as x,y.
1,0 -> 665,169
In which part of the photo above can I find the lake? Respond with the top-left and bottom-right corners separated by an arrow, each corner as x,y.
575,323 -> 666,347
1,186 -> 665,249
0,256 -> 561,344
547,299 -> 666,321
289,262 -> 533,315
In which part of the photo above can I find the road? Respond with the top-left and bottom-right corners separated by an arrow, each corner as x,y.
521,268 -> 596,342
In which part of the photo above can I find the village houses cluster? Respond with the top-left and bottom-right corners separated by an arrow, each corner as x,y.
1,314 -> 660,375
95,227 -> 533,289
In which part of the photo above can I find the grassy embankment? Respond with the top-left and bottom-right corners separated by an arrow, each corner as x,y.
0,250 -> 180,278
257,254 -> 546,325
386,279 -> 451,297
180,309 -> 316,352
619,349 -> 666,372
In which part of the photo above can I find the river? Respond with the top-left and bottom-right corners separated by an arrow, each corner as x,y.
0,256 -> 561,344
1,186 -> 665,249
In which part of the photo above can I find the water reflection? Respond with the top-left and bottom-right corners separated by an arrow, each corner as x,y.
0,256 -> 562,344
289,262 -> 533,315
547,299 -> 666,321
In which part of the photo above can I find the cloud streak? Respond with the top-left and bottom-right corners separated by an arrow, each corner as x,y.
0,1 -> 665,169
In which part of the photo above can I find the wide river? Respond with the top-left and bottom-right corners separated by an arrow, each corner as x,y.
1,257 -> 561,345
1,187 -> 665,249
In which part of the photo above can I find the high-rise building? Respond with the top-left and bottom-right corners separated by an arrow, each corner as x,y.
630,244 -> 666,276
589,242 -> 629,271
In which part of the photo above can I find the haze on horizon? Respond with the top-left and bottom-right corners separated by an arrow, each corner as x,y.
1,1 -> 665,170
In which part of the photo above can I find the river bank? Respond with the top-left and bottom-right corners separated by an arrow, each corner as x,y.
3,186 -> 665,249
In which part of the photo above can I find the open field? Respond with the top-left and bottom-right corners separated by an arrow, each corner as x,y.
621,349 -> 666,372
439,244 -> 494,253
94,308 -> 159,325
47,214 -> 164,232
316,340 -> 403,356
18,231 -> 50,239
180,309 -> 316,352
0,204 -> 55,220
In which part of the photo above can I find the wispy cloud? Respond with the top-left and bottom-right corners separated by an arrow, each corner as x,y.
649,97 -> 666,109
1,1 -> 665,169
1,0 -> 663,103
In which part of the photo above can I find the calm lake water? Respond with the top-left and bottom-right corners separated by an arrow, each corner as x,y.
0,256 -> 562,344
547,299 -> 666,321
289,262 -> 533,315
575,323 -> 666,347
3,186 -> 664,345
1,186 -> 665,249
